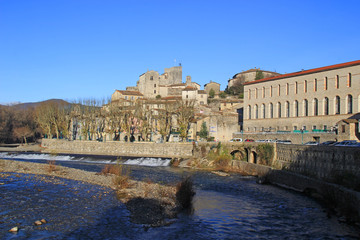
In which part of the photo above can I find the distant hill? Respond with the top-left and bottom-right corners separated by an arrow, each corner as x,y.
3,99 -> 70,110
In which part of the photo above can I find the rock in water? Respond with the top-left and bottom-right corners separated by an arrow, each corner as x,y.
9,226 -> 19,232
40,219 -> 47,224
34,220 -> 42,226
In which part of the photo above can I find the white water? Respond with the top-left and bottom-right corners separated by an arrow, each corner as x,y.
0,152 -> 171,167
123,157 -> 171,167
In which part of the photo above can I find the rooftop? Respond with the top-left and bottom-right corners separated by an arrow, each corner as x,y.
244,60 -> 360,86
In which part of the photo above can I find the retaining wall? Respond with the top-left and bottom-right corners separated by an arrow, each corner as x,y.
41,139 -> 193,158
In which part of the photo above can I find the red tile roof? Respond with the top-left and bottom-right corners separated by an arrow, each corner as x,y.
244,60 -> 360,85
116,90 -> 144,96
182,86 -> 198,91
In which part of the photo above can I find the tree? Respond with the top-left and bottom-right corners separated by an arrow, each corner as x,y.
255,70 -> 264,80
174,100 -> 195,141
209,89 -> 215,98
198,122 -> 208,140
225,75 -> 245,97
219,92 -> 227,99
13,126 -> 32,144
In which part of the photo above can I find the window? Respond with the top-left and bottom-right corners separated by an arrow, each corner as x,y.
277,102 -> 282,118
262,87 -> 265,98
323,125 -> 327,130
295,81 -> 298,94
347,95 -> 353,114
150,76 -> 153,80
324,77 -> 328,90
347,73 -> 352,87
304,99 -> 308,116
248,89 -> 251,99
304,80 -> 307,93
314,79 -> 317,91
286,101 -> 290,117
255,88 -> 258,99
131,96 -> 134,100
255,105 -> 258,119
269,103 -> 273,118
124,96 -> 128,100
154,90 -> 156,94
186,95 -> 188,99
262,104 -> 266,118
302,126 -> 307,131
248,105 -> 252,119
312,125 -> 317,130
335,96 -> 340,114
324,97 -> 329,115
314,98 -> 318,116
278,84 -> 281,96
293,126 -> 297,131
335,75 -> 339,89
286,83 -> 289,95
270,86 -> 273,97
154,84 -> 156,87
342,125 -> 346,133
294,100 -> 299,117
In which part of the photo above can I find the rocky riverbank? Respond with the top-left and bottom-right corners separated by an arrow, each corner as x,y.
0,159 -> 181,227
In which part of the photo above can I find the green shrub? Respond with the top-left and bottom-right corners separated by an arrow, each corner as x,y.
256,144 -> 274,166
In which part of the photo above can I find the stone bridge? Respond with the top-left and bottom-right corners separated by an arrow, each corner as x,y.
195,142 -> 271,164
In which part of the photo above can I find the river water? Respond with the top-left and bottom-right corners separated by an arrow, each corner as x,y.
0,152 -> 359,239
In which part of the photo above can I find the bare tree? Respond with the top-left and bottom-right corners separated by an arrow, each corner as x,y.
174,100 -> 195,141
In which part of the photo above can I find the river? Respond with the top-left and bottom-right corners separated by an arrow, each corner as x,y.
0,152 -> 359,239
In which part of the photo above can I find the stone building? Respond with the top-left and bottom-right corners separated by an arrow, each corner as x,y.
243,60 -> 360,141
126,66 -> 183,98
182,86 -> 208,105
228,68 -> 280,88
111,90 -> 143,105
204,81 -> 221,95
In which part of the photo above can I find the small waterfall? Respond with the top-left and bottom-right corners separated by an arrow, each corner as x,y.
123,157 -> 171,167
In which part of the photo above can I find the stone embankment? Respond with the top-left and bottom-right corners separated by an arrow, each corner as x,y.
41,139 -> 193,158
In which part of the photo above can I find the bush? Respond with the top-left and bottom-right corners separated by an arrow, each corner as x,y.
256,144 -> 274,166
46,160 -> 57,173
101,163 -> 130,189
207,144 -> 232,171
176,176 -> 195,210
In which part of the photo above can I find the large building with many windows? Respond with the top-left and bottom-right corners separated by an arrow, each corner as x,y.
243,60 -> 360,134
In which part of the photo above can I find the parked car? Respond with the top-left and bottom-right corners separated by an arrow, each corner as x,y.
230,138 -> 243,142
244,139 -> 255,142
276,140 -> 292,144
334,140 -> 358,146
304,141 -> 319,145
319,141 -> 337,146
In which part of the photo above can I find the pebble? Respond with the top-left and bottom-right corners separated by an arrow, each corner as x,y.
41,219 -> 47,224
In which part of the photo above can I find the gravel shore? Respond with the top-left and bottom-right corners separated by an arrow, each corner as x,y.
0,159 -> 179,227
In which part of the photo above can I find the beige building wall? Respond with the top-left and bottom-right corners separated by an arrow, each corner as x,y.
204,81 -> 220,94
243,61 -> 360,133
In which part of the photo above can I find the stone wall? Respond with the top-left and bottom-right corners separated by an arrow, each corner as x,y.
232,132 -> 339,144
276,144 -> 360,180
41,139 -> 193,158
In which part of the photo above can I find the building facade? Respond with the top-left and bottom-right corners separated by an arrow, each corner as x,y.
228,68 -> 280,88
243,60 -> 360,134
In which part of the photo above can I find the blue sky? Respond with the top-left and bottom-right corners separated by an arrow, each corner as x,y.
1,0 -> 359,104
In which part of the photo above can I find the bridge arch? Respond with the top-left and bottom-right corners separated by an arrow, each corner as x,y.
249,151 -> 257,164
